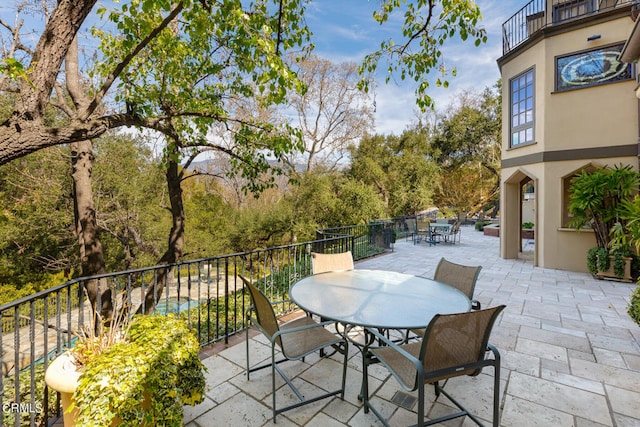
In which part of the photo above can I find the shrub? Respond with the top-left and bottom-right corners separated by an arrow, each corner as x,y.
475,221 -> 491,231
70,315 -> 206,426
522,222 -> 534,229
628,285 -> 640,327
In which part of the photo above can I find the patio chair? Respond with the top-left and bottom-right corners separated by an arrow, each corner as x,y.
434,257 -> 481,310
243,277 -> 349,423
311,250 -> 354,274
441,221 -> 462,244
411,258 -> 482,339
362,305 -> 506,427
414,219 -> 438,246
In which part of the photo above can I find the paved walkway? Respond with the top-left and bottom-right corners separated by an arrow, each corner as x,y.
185,227 -> 640,426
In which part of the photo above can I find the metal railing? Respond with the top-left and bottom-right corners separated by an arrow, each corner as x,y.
0,219 -> 409,426
502,0 -> 635,55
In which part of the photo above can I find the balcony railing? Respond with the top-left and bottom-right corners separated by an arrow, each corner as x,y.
502,0 -> 636,55
0,217 -> 415,427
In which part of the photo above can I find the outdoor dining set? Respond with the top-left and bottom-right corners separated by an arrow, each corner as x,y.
411,218 -> 463,246
242,251 -> 505,427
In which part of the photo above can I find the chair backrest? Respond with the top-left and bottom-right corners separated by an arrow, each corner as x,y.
433,257 -> 481,300
311,251 -> 354,274
419,305 -> 506,382
242,276 -> 282,346
416,219 -> 430,230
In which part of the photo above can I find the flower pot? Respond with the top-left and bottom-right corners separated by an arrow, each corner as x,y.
596,256 -> 633,282
45,351 -> 154,426
44,352 -> 80,427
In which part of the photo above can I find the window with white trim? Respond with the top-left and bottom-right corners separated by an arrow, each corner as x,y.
510,69 -> 535,148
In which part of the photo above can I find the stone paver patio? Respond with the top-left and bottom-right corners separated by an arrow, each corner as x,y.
185,226 -> 640,426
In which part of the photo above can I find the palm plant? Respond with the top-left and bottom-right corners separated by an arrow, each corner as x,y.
568,164 -> 639,249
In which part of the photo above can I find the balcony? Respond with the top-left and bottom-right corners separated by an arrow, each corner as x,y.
502,0 -> 637,55
3,221 -> 640,426
183,229 -> 640,425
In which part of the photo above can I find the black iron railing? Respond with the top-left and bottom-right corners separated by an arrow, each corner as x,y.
0,218 -> 412,426
502,0 -> 635,55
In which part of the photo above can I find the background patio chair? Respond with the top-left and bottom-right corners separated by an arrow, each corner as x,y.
414,219 -> 438,246
411,258 -> 482,339
441,221 -> 462,244
311,250 -> 354,274
243,277 -> 349,422
362,305 -> 506,427
434,257 -> 481,310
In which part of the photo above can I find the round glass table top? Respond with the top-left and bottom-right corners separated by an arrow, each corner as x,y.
289,269 -> 471,329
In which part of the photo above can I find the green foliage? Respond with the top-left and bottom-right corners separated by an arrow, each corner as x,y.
431,85 -> 501,217
475,221 -> 491,231
627,285 -> 640,327
587,247 -> 610,275
348,129 -> 439,216
2,363 -> 54,427
522,222 -> 534,230
71,315 -> 206,426
360,0 -> 486,110
0,147 -> 76,287
612,252 -> 628,278
568,164 -> 639,250
617,195 -> 640,255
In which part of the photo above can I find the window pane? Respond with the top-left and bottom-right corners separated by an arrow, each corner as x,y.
513,132 -> 519,145
513,103 -> 519,114
526,98 -> 533,110
513,116 -> 519,127
526,71 -> 533,84
526,85 -> 533,98
512,79 -> 519,91
519,112 -> 526,123
525,128 -> 533,142
526,110 -> 533,123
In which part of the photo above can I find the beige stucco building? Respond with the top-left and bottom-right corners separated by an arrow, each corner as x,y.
497,0 -> 640,272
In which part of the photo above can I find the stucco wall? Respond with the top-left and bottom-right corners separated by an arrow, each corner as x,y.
499,8 -> 639,273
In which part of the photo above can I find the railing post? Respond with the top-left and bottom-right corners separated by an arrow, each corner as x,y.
224,257 -> 229,345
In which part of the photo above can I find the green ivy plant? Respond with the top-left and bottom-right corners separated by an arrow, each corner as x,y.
587,247 -> 610,275
69,315 -> 206,426
522,222 -> 534,229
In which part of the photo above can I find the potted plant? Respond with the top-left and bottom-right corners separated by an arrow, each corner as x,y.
45,313 -> 206,426
568,164 -> 639,281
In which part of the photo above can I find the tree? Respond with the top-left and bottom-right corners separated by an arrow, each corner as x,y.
431,84 -> 501,217
0,0 -> 486,165
0,0 -> 487,312
284,54 -> 374,174
0,147 -> 76,287
349,128 -> 439,216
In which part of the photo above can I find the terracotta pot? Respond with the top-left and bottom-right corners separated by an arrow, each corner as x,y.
44,352 -> 81,427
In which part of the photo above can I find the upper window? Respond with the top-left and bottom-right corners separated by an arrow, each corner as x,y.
556,43 -> 633,92
510,69 -> 535,148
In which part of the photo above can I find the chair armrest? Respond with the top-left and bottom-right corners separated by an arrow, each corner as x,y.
272,319 -> 341,341
365,327 -> 422,371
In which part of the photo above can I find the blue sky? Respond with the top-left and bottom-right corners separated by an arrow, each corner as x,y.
1,0 -> 526,135
305,0 -> 526,134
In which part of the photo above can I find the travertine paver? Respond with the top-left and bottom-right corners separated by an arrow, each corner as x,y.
186,227 -> 640,426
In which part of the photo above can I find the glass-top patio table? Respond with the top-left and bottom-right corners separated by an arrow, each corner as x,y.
289,269 -> 470,331
290,269 -> 471,399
